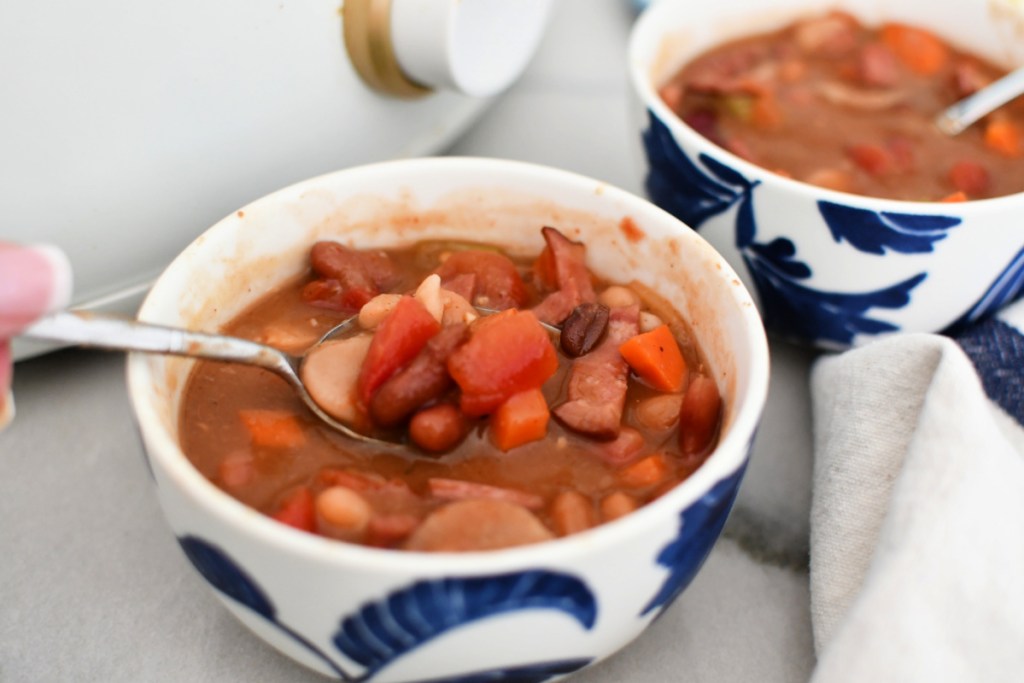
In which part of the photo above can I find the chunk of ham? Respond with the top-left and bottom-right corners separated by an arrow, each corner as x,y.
532,227 -> 597,326
552,304 -> 639,439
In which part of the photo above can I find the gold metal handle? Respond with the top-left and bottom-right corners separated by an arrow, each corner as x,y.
342,0 -> 432,99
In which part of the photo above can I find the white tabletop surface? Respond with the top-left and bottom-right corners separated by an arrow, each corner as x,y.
1,1 -> 821,680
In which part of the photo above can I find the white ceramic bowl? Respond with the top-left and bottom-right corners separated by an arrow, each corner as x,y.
629,0 -> 1024,349
127,157 -> 769,681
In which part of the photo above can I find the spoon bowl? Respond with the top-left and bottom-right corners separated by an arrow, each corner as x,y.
935,63 -> 1024,136
21,309 -> 381,443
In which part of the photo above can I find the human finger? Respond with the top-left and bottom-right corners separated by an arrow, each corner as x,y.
0,243 -> 73,338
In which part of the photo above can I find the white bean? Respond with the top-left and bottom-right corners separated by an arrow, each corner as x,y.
639,311 -> 663,333
598,285 -> 639,309
414,274 -> 444,323
440,289 -> 478,326
358,293 -> 401,329
300,334 -> 372,423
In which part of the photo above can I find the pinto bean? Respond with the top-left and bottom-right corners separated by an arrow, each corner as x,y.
598,285 -> 638,309
403,499 -> 555,552
600,491 -> 639,522
409,404 -> 470,452
550,490 -> 596,536
316,486 -> 372,542
634,393 -> 684,432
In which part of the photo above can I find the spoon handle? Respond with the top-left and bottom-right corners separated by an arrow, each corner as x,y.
21,310 -> 295,375
935,65 -> 1024,135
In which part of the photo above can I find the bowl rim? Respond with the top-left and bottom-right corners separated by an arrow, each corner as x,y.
627,0 -> 1024,212
126,156 -> 770,572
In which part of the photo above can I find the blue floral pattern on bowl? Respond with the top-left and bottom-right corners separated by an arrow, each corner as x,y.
178,535 -> 596,682
641,455 -> 749,617
639,110 -> 1010,347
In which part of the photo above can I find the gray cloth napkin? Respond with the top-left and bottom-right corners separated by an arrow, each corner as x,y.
808,302 -> 1024,682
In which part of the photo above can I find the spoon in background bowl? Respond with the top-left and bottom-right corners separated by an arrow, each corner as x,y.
21,309 -> 387,444
935,63 -> 1024,135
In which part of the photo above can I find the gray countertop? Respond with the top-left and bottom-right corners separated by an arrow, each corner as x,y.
0,1 -> 820,680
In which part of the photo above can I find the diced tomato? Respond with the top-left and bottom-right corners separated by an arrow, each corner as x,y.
447,310 -> 558,417
435,250 -> 527,310
357,296 -> 441,406
948,160 -> 990,196
271,487 -> 316,533
847,143 -> 894,176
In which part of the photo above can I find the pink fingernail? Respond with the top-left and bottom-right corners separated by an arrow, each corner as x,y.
0,243 -> 73,336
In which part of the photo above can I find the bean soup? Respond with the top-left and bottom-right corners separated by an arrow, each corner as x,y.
179,226 -> 722,552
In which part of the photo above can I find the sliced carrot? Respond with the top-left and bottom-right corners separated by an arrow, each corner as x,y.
618,453 -> 671,489
880,23 -> 948,75
939,191 -> 968,203
983,118 -> 1023,158
618,324 -> 687,392
490,388 -> 550,451
238,409 -> 306,449
271,486 -> 316,532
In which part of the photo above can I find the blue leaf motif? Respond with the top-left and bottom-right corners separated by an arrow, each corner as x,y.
748,237 -> 812,280
642,111 -> 747,229
819,201 -> 961,255
946,245 -> 1024,331
413,658 -> 593,683
178,535 -> 351,679
641,462 -> 747,617
333,571 -> 597,676
179,535 -> 276,619
746,254 -> 928,345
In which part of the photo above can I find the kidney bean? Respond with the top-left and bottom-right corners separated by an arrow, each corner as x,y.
679,375 -> 722,457
409,404 -> 470,452
560,302 -> 609,357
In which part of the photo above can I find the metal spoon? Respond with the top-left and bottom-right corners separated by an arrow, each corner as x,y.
21,309 -> 381,443
935,64 -> 1024,136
